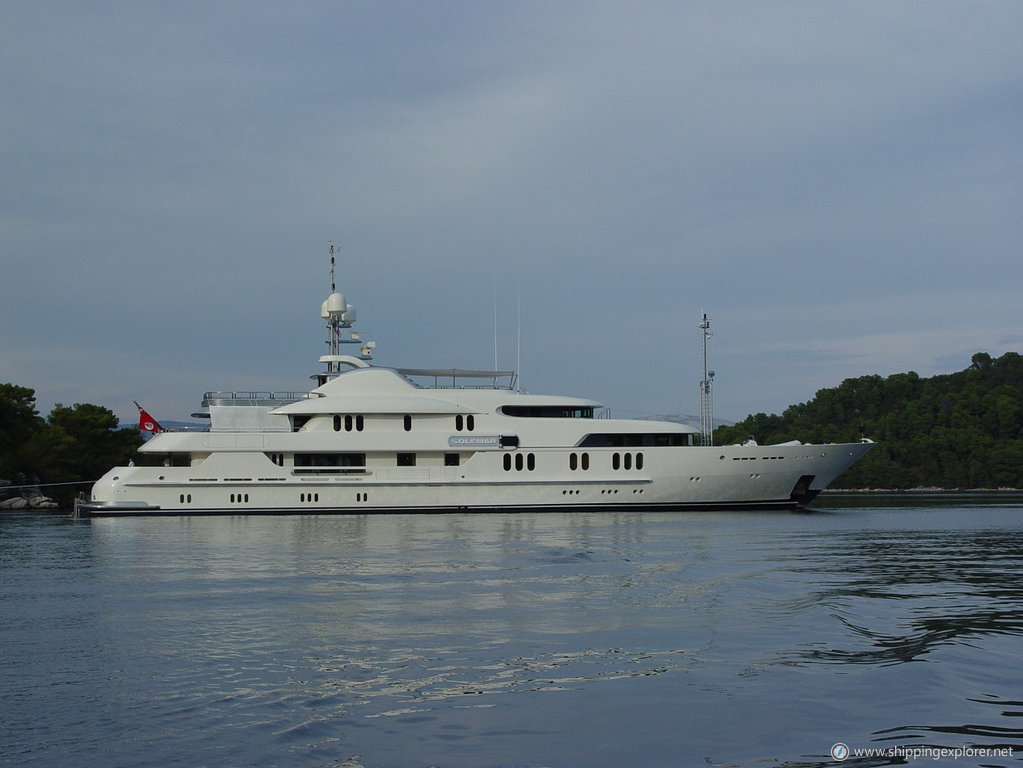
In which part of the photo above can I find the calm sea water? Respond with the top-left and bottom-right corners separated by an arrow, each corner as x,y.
3,496 -> 1023,768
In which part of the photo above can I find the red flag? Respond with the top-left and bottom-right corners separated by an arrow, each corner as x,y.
134,401 -> 164,433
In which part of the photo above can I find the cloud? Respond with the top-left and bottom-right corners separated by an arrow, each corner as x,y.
2,2 -> 1021,425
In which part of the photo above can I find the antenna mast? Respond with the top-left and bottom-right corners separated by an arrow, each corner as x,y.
319,242 -> 375,384
699,312 -> 715,446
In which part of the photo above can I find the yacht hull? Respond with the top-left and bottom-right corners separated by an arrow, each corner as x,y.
80,440 -> 873,516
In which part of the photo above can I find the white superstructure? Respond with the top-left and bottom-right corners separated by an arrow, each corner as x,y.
80,254 -> 873,516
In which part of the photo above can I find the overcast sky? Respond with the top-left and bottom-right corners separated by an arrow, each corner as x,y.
3,2 -> 1022,426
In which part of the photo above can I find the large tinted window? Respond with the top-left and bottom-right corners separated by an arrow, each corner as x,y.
578,433 -> 689,447
502,405 -> 594,418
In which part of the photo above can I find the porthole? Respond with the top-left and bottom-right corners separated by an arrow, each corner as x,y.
570,453 -> 578,471
345,415 -> 353,431
503,453 -> 512,471
515,453 -> 524,471
636,453 -> 644,470
456,414 -> 464,431
624,453 -> 632,470
404,414 -> 412,431
612,453 -> 621,471
466,415 -> 475,431
582,453 -> 590,471
527,453 -> 535,471
334,415 -> 342,432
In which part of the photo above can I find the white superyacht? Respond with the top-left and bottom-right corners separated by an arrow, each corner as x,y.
80,254 -> 873,516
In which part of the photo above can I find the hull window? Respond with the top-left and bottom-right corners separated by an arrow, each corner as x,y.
505,453 -> 536,472
397,452 -> 417,467
611,452 -> 643,471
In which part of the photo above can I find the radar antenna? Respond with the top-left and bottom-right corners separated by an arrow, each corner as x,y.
317,242 -> 375,384
699,312 -> 715,446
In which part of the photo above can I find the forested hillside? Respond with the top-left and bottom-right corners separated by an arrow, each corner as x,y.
715,352 -> 1023,489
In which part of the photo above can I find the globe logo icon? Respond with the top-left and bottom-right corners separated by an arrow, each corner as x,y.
831,743 -> 850,761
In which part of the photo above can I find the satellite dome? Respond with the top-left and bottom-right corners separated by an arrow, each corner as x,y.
321,292 -> 347,318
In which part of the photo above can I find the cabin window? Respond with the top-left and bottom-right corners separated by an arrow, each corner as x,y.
455,414 -> 463,431
334,415 -> 342,431
404,414 -> 413,431
296,453 -> 340,467
341,415 -> 365,432
467,415 -> 475,431
502,405 -> 594,418
624,453 -> 632,470
397,452 -> 416,467
503,452 -> 536,472
445,453 -> 460,466
570,453 -> 578,471
295,453 -> 365,468
582,452 -> 590,470
579,433 -> 689,447
636,453 -> 644,470
612,453 -> 621,470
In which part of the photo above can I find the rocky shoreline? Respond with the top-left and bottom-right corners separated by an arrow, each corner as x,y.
0,477 -> 59,509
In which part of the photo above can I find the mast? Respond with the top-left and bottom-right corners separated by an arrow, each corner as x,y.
699,312 -> 715,446
318,242 -> 375,384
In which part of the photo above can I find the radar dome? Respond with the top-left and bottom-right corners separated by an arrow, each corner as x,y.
321,292 -> 347,319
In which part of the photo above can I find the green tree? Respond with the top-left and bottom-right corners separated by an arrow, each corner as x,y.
21,402 -> 142,484
0,383 -> 44,478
